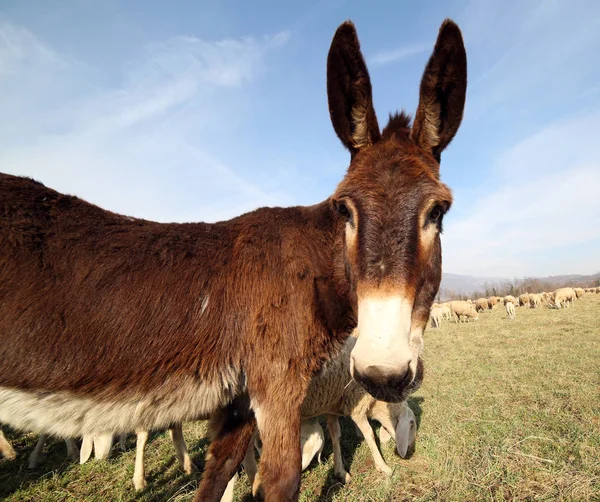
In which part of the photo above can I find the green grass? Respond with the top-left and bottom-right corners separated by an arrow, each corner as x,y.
2,294 -> 599,501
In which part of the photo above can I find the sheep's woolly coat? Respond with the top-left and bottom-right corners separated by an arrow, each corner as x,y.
301,336 -> 422,429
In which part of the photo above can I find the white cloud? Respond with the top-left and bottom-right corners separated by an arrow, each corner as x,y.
442,111 -> 600,277
0,21 -> 291,223
370,43 -> 429,67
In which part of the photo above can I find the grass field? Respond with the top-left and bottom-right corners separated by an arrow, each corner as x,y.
1,294 -> 599,501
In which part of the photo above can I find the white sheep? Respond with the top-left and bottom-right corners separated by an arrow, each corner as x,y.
430,306 -> 443,328
506,301 -> 516,319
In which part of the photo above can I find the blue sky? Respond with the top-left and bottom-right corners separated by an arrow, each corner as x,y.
1,0 -> 599,278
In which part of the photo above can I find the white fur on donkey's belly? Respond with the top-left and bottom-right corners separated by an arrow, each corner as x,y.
0,370 -> 241,438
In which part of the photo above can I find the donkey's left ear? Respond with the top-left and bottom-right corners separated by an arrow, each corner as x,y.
412,19 -> 467,162
327,21 -> 380,156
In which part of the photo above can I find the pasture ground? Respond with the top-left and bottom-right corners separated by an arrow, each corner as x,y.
1,294 -> 599,501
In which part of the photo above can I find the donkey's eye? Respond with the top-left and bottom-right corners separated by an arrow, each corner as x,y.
336,201 -> 353,223
428,204 -> 445,224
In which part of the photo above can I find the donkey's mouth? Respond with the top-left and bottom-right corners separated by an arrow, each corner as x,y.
352,365 -> 415,403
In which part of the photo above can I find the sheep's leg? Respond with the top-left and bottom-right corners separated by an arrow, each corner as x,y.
0,430 -> 16,460
119,434 -> 127,451
93,434 -> 113,460
65,439 -> 79,462
133,431 -> 149,491
326,415 -> 351,483
352,416 -> 392,477
169,424 -> 196,474
193,395 -> 256,502
221,472 -> 238,502
28,434 -> 46,469
374,413 -> 397,445
242,432 -> 258,488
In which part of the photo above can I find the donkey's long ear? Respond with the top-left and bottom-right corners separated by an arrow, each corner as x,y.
412,19 -> 467,161
327,21 -> 380,155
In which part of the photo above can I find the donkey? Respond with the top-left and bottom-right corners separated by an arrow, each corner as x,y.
0,18 -> 466,502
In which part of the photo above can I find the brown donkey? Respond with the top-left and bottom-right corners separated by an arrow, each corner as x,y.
0,19 -> 466,502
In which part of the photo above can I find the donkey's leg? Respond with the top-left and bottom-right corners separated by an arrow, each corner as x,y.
133,430 -> 149,491
28,434 -> 46,469
326,414 -> 351,483
193,395 -> 256,502
254,400 -> 302,501
169,424 -> 196,474
0,429 -> 16,460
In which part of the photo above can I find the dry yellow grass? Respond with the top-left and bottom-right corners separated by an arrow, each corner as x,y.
1,294 -> 599,501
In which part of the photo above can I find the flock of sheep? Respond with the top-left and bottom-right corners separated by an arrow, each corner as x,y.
0,335 -> 418,500
429,286 -> 599,327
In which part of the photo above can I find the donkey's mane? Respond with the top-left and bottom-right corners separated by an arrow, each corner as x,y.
381,111 -> 412,141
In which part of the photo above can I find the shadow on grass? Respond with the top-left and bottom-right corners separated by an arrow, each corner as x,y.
0,427 -> 212,502
0,426 -> 80,499
137,435 -> 211,502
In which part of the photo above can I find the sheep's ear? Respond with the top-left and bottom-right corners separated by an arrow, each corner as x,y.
80,436 -> 93,464
327,21 -> 380,156
412,19 -> 467,162
395,419 -> 413,458
396,407 -> 417,458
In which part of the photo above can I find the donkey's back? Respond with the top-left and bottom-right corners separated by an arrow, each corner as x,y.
0,173 -> 331,439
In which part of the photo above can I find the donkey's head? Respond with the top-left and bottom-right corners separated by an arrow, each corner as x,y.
328,20 -> 466,401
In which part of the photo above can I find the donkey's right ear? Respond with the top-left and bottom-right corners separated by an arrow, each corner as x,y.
327,21 -> 380,156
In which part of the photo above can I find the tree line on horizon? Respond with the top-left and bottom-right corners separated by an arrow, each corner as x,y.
438,276 -> 600,302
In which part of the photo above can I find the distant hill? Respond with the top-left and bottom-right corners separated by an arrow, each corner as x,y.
439,271 -> 600,299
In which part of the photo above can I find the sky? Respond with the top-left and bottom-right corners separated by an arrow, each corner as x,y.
1,0 -> 599,278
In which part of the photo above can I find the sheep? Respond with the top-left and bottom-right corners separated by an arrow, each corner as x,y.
518,294 -> 530,307
506,301 -> 516,319
0,429 -> 16,460
449,300 -> 479,322
597,287 -> 600,294
503,295 -> 517,306
430,306 -> 443,328
574,287 -> 584,299
487,296 -> 500,309
552,288 -> 576,308
298,335 -> 421,480
529,294 -> 542,308
475,298 -> 488,313
440,304 -> 453,320
80,425 -> 196,491
244,401 -> 417,500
